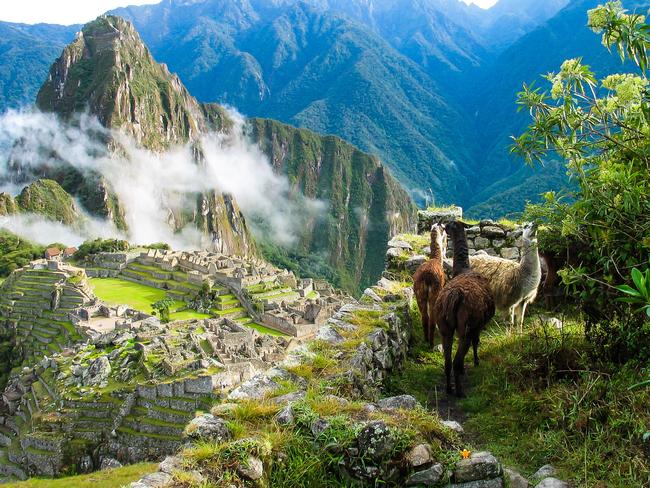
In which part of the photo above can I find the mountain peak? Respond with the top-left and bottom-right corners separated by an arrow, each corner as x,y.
36,15 -> 206,150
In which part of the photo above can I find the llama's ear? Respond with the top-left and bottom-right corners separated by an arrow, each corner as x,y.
459,221 -> 472,229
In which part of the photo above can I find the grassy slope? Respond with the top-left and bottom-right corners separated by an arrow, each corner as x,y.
386,307 -> 650,487
2,463 -> 156,488
89,278 -> 210,321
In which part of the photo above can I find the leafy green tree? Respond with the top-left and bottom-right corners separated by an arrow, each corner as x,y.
0,230 -> 46,277
151,298 -> 174,323
513,1 -> 650,361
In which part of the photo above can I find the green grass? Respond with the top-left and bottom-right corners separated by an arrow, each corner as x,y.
89,278 -> 210,320
1,462 -> 156,487
246,322 -> 287,337
386,307 -> 650,488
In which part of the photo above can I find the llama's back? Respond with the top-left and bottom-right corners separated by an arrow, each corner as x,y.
469,255 -> 523,310
434,271 -> 495,335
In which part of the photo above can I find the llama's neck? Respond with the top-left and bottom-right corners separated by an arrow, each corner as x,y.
451,232 -> 470,276
520,239 -> 541,278
429,235 -> 443,263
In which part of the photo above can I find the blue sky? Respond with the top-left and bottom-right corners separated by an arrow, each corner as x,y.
0,0 -> 500,25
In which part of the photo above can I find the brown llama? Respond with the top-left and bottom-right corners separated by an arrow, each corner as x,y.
413,224 -> 446,346
434,221 -> 495,398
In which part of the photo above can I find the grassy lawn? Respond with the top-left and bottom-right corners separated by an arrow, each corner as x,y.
2,463 -> 157,488
89,278 -> 210,321
386,306 -> 650,488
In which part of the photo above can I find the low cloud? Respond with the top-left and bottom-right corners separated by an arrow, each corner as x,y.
0,109 -> 325,250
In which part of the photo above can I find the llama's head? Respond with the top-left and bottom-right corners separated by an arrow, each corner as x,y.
444,220 -> 470,241
522,222 -> 539,245
430,223 -> 447,255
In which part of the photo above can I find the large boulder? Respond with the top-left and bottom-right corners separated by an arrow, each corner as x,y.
184,414 -> 231,442
454,451 -> 502,483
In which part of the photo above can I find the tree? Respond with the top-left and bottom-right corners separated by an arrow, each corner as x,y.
512,1 -> 650,362
151,298 -> 174,323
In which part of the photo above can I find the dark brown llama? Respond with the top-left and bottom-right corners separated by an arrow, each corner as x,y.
434,221 -> 495,397
413,224 -> 446,346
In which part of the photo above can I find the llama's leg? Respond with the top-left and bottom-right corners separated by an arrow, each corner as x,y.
453,335 -> 472,398
508,306 -> 516,329
518,301 -> 529,334
427,289 -> 437,347
415,289 -> 429,343
442,334 -> 454,394
472,334 -> 480,366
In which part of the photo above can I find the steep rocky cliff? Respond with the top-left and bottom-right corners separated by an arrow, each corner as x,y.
248,118 -> 417,292
32,16 -> 253,256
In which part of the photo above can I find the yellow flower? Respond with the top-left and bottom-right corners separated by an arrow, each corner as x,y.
460,449 -> 471,459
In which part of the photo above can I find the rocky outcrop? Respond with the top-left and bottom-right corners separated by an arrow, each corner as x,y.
29,15 -> 254,254
249,118 -> 418,293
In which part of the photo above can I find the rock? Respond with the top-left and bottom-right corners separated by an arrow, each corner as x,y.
492,239 -> 505,248
533,465 -> 557,480
386,247 -> 403,259
500,247 -> 520,260
482,226 -> 507,238
451,478 -> 504,488
276,405 -> 294,425
84,356 -> 111,386
376,395 -> 419,411
454,451 -> 502,483
227,374 -> 280,401
504,468 -> 530,488
535,478 -> 569,488
311,418 -> 330,437
406,255 -> 427,274
363,288 -> 383,303
128,472 -> 171,488
474,237 -> 490,249
538,316 -> 563,329
315,326 -> 344,344
269,391 -> 306,405
441,420 -> 464,433
387,238 -> 413,250
406,443 -> 433,468
99,457 -> 122,470
184,414 -> 231,442
211,402 -> 238,416
356,421 -> 395,461
159,456 -> 182,474
237,456 -> 264,481
406,463 -> 444,486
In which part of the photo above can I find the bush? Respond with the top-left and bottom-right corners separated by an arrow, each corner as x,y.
76,238 -> 130,259
515,2 -> 650,362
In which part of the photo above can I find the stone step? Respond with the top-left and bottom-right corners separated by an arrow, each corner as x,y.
122,417 -> 186,437
116,426 -> 183,445
133,405 -> 193,425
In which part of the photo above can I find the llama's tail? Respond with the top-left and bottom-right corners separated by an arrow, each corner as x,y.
441,287 -> 465,332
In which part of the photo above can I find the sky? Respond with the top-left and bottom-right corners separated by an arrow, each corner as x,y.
1,0 -> 500,25
0,0 -> 160,25
462,0 -> 499,8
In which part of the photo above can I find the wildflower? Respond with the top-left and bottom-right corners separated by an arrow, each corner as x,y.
460,449 -> 471,459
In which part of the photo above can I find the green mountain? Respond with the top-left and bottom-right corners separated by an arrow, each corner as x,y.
465,0 -> 648,215
247,117 -> 416,291
0,22 -> 77,111
0,179 -> 81,225
8,15 -> 416,293
111,0 -> 475,203
32,16 -> 254,256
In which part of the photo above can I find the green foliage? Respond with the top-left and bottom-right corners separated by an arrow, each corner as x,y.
0,230 -> 45,277
515,2 -> 650,362
141,242 -> 170,251
76,238 -> 130,260
616,267 -> 650,317
151,298 -> 174,323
